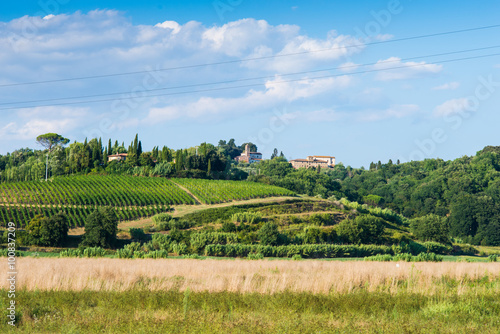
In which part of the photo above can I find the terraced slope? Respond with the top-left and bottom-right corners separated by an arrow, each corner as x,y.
0,175 -> 295,227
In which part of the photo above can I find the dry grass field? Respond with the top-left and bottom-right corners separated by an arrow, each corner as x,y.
4,257 -> 500,294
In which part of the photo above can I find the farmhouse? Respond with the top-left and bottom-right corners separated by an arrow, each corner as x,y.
234,144 -> 263,163
289,155 -> 336,169
107,153 -> 128,162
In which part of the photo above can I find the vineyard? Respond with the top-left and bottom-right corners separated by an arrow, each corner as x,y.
0,175 -> 295,227
172,178 -> 295,204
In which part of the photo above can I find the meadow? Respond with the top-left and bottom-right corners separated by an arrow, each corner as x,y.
1,258 -> 499,333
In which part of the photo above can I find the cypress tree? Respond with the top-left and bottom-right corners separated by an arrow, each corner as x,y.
137,140 -> 143,156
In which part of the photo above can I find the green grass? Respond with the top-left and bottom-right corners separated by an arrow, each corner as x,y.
1,288 -> 499,333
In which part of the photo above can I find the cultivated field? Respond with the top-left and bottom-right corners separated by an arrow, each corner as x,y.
0,175 -> 295,227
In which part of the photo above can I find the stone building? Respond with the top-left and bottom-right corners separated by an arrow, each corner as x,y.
289,155 -> 336,169
234,144 -> 263,163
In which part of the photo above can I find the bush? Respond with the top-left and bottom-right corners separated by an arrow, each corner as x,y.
25,213 -> 69,247
336,215 -> 385,244
422,241 -> 452,255
190,232 -> 238,254
453,244 -> 479,256
410,214 -> 449,244
60,247 -> 106,258
129,228 -> 147,241
152,213 -> 173,224
232,212 -> 263,224
204,243 -> 393,259
488,254 -> 498,262
247,253 -> 264,260
81,207 -> 118,248
364,252 -> 443,262
258,222 -> 280,246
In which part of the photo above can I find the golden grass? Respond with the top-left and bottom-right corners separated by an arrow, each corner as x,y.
3,257 -> 499,295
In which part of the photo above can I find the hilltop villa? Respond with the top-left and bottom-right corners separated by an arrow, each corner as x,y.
107,153 -> 128,162
234,144 -> 263,163
289,155 -> 336,169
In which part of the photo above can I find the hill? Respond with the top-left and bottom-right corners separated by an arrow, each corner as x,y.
0,175 -> 295,227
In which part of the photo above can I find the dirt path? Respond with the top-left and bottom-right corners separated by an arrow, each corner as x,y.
169,180 -> 202,204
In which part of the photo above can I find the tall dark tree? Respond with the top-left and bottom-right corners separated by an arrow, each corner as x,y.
271,148 -> 279,159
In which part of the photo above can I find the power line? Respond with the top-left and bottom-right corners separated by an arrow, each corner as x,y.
1,45 -> 499,106
1,23 -> 499,88
1,52 -> 498,111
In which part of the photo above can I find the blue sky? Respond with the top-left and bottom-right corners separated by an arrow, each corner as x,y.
0,0 -> 499,167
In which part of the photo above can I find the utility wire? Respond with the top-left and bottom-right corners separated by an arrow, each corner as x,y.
1,45 -> 499,106
1,23 -> 499,88
1,52 -> 498,111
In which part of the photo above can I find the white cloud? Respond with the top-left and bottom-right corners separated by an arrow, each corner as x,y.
373,57 -> 442,81
144,75 -> 352,123
0,107 -> 89,140
359,104 -> 420,122
433,82 -> 460,90
155,20 -> 181,34
433,98 -> 470,117
338,62 -> 359,72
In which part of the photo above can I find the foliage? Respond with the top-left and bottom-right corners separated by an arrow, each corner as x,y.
129,228 -> 147,241
336,215 -> 385,244
81,207 -> 118,248
410,214 -> 450,244
258,222 -> 280,246
59,247 -> 106,258
25,213 -> 69,247
364,252 -> 443,262
190,232 -> 238,254
204,243 -> 393,258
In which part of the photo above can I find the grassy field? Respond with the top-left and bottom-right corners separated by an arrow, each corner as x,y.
3,257 -> 499,293
1,258 -> 499,333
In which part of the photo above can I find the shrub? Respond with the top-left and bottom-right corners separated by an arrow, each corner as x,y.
204,243 -> 393,259
258,222 -> 280,246
60,247 -> 105,258
25,213 -> 69,247
81,207 -> 118,248
488,254 -> 498,262
129,228 -> 147,241
336,215 -> 385,244
364,252 -> 443,262
454,244 -> 479,256
422,241 -> 452,255
247,253 -> 264,260
190,232 -> 238,254
410,214 -> 449,244
291,254 -> 302,261
152,213 -> 173,224
232,212 -> 263,224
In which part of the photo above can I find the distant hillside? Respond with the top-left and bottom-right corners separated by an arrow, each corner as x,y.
253,146 -> 500,246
